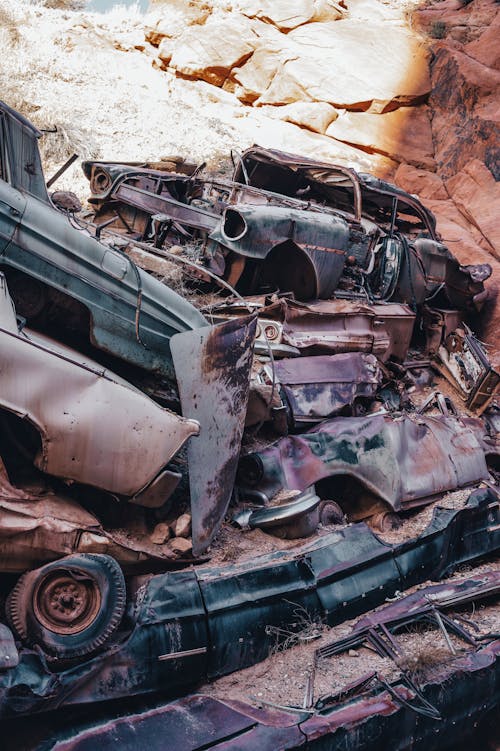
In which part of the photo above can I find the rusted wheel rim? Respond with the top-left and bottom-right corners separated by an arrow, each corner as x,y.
33,571 -> 102,635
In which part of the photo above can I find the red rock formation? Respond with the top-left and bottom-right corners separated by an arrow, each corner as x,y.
396,0 -> 500,357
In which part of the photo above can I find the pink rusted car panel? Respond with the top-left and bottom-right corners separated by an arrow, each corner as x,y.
0,458 -> 182,573
0,275 -> 199,504
237,412 -> 490,513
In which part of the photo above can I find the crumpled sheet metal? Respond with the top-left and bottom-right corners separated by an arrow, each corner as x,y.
0,459 -> 180,572
255,297 -> 415,362
211,297 -> 415,363
209,202 -> 350,300
171,314 -> 257,555
435,325 -> 500,415
0,488 -> 498,718
34,637 -> 500,750
37,695 -> 305,751
280,299 -> 416,362
350,568 -> 500,634
0,275 -> 199,502
274,352 -> 382,423
237,412 -> 491,512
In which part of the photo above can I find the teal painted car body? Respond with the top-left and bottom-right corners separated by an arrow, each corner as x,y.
0,101 -> 206,380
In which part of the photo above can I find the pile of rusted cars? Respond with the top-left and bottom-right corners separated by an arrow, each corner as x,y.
0,101 -> 498,750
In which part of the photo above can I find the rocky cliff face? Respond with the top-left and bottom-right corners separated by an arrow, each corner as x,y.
145,0 -> 431,175
402,0 -> 500,354
146,0 -> 500,354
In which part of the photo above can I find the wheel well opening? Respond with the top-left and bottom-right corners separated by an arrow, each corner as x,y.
258,241 -> 318,301
315,474 -> 391,522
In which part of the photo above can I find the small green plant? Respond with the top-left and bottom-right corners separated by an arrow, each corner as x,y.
429,20 -> 447,38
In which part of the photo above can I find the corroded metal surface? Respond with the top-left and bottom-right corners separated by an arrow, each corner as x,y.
32,632 -> 500,750
171,314 -> 257,555
0,488 -> 497,718
237,413 -> 491,512
0,100 -> 207,383
0,100 -> 498,743
0,274 -> 199,502
274,352 -> 382,424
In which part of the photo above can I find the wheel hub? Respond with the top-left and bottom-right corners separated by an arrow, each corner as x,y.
33,571 -> 101,635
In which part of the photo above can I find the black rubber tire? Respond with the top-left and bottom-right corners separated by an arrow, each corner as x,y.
6,554 -> 126,661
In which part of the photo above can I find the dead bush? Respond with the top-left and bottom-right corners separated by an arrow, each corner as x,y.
36,0 -> 88,9
266,602 -> 325,654
398,645 -> 452,683
429,20 -> 447,38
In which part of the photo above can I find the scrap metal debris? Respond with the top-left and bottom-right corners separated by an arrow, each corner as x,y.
0,100 -> 498,744
24,571 -> 500,750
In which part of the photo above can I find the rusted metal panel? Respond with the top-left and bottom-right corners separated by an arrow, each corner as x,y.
279,298 -> 414,361
237,413 -> 491,513
171,314 -> 257,555
433,325 -> 500,414
209,203 -> 350,300
211,298 -> 416,362
0,101 -> 208,384
0,455 -> 184,572
113,182 -> 220,233
0,274 -> 199,502
37,696 -> 304,751
0,489 -> 498,717
422,306 -> 463,353
32,633 -> 500,750
273,352 -> 382,424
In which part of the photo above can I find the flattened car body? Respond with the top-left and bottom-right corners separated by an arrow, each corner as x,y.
83,146 -> 491,309
0,488 -> 498,717
0,274 -> 199,503
237,412 -> 491,513
231,146 -> 491,310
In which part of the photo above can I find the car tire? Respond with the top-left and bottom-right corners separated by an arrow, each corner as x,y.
6,554 -> 126,661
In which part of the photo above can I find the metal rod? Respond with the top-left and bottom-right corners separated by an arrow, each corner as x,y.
158,646 -> 207,661
434,609 -> 457,655
46,153 -> 79,189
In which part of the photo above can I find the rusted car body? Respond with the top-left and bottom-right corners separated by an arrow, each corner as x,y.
0,102 -> 262,555
434,323 -> 500,414
0,103 -> 209,383
0,487 -> 498,718
0,101 -> 498,746
171,314 -> 257,554
0,270 -> 256,554
36,628 -> 500,751
0,274 -> 199,506
83,145 -> 500,411
84,147 -> 491,311
0,458 -> 191,573
211,297 -> 416,362
247,352 -> 382,428
232,147 -> 492,311
237,412 -> 492,516
37,573 -> 500,751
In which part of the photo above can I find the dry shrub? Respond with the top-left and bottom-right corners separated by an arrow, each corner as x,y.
38,122 -> 100,165
0,4 -> 20,44
429,20 -> 447,38
266,602 -> 325,654
398,645 -> 452,683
